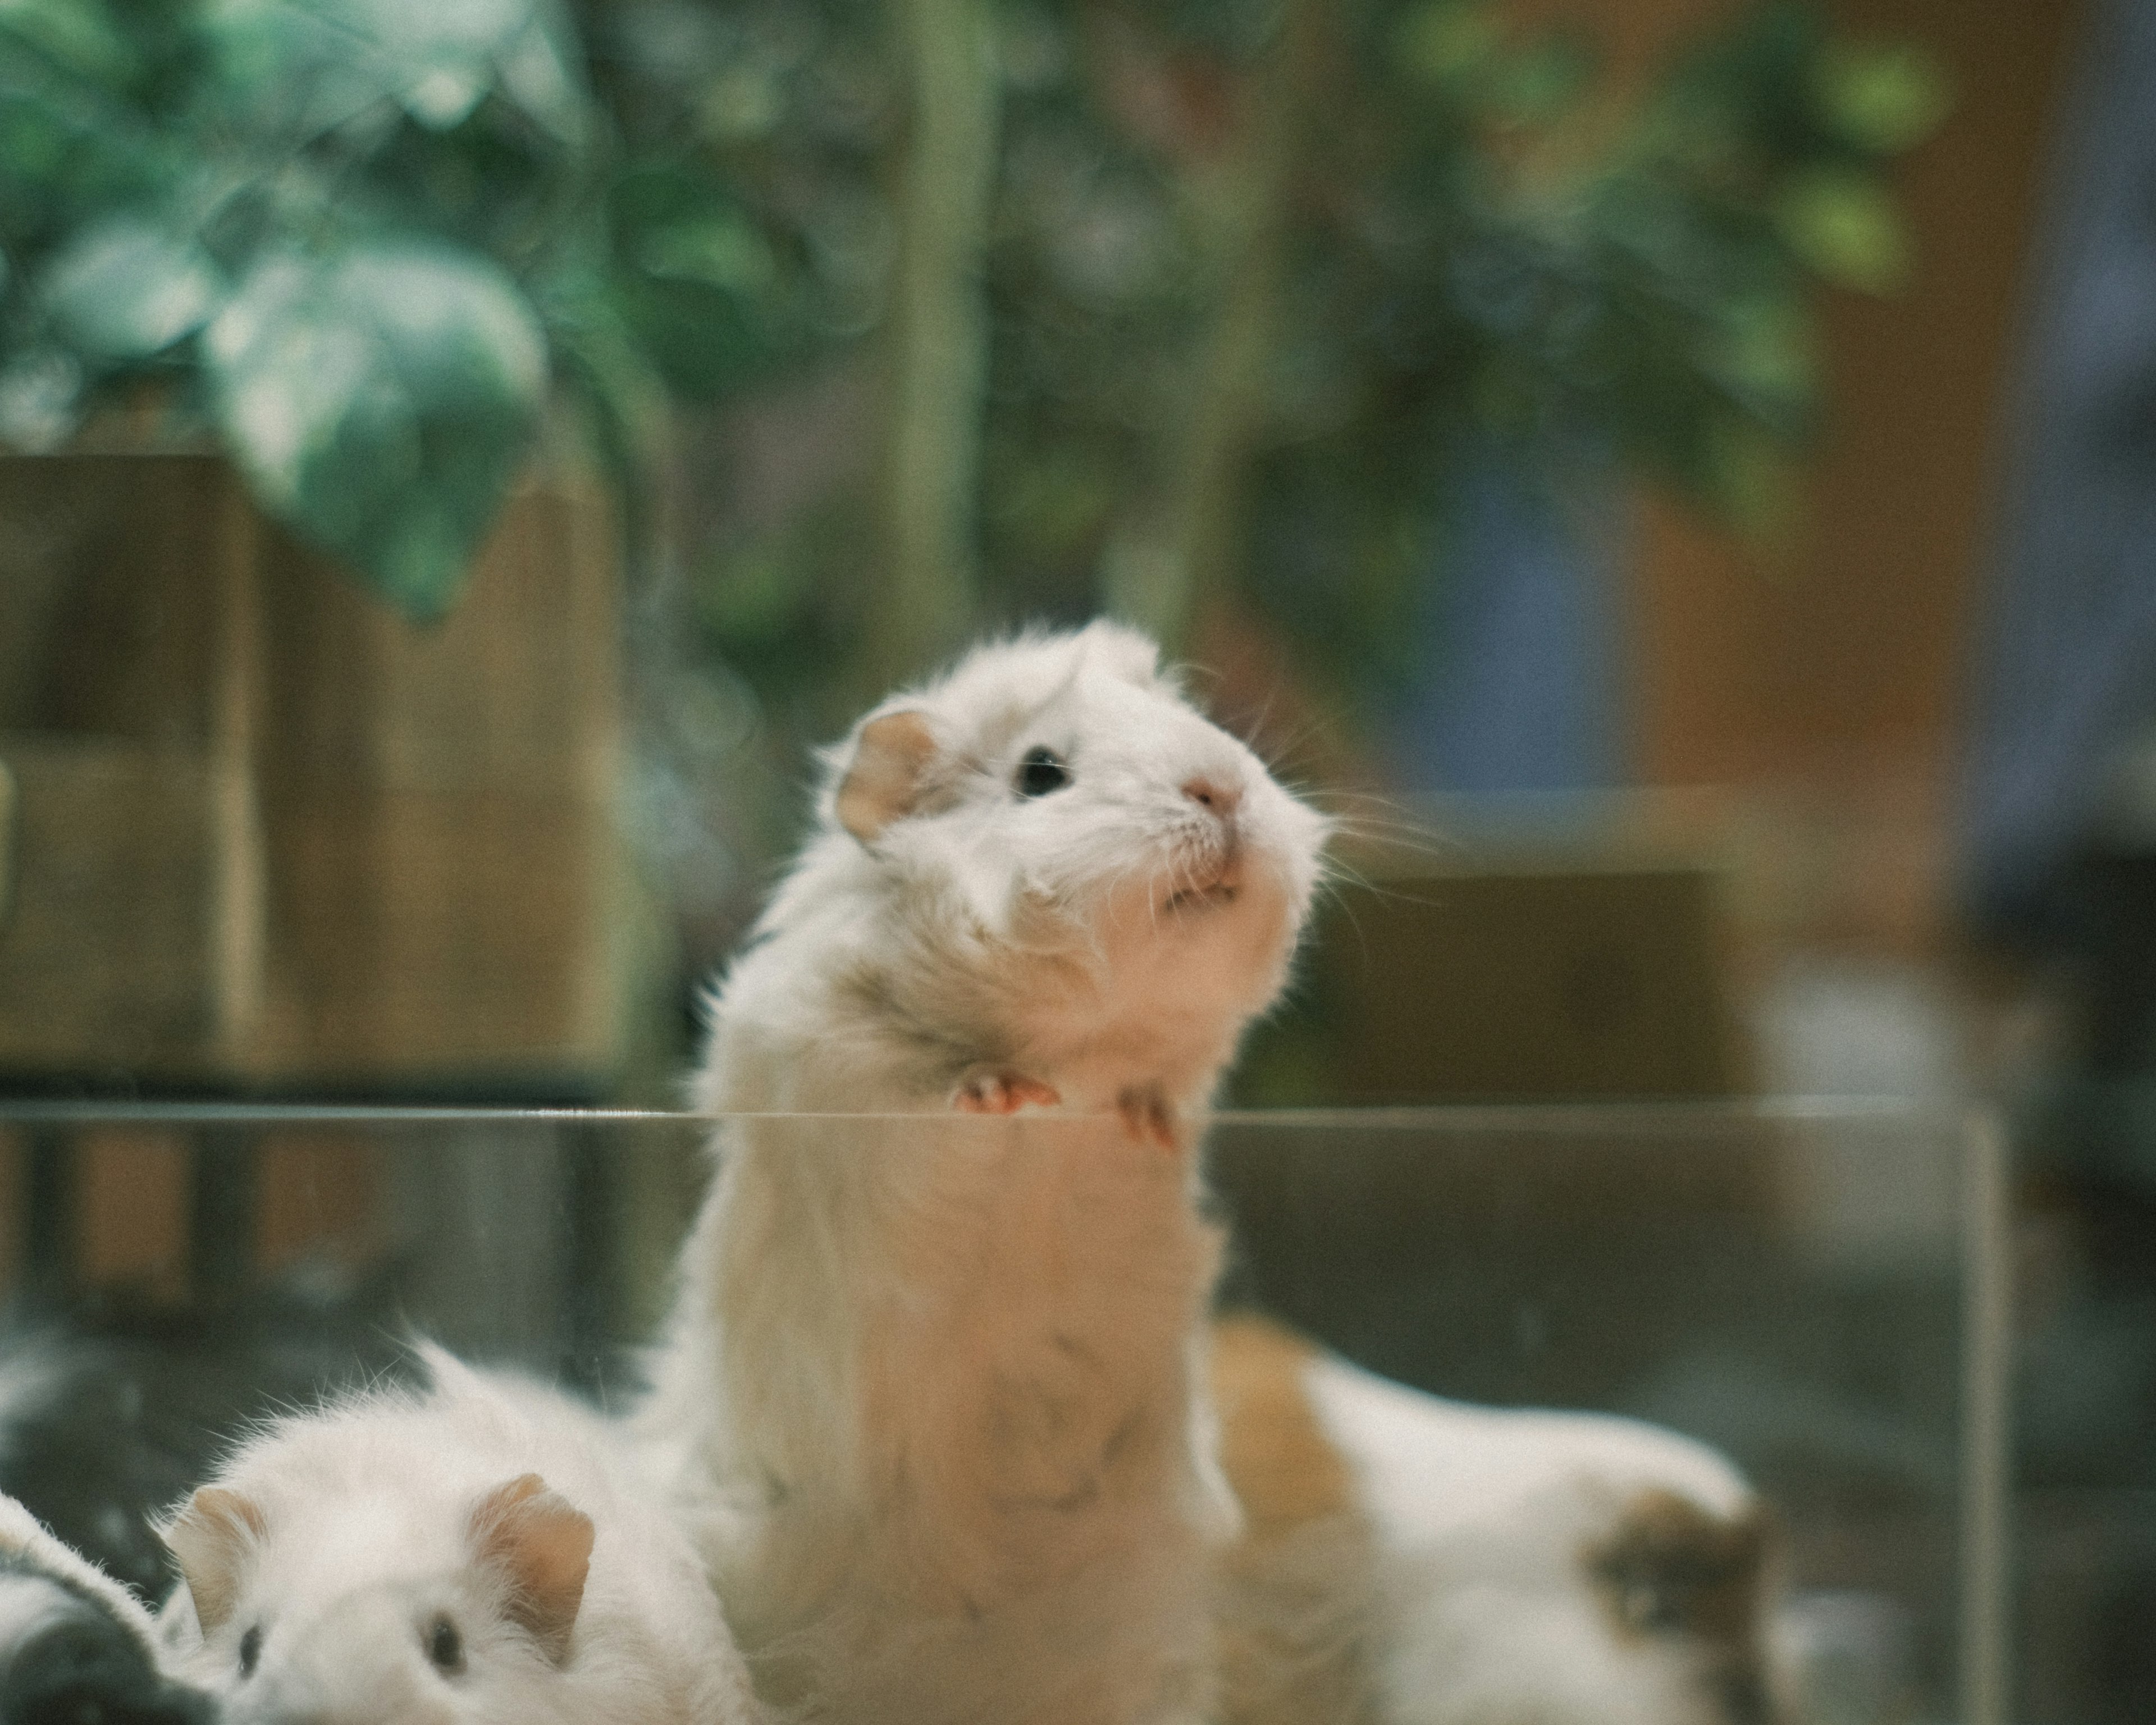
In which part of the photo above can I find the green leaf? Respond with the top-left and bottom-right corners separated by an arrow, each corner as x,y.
606,167 -> 789,399
0,0 -> 138,89
637,215 -> 776,294
1700,293 -> 1816,418
205,241 -> 547,619
1489,39 -> 1592,127
492,7 -> 586,146
1703,413 -> 1801,538
1814,42 -> 1951,156
42,217 -> 223,358
536,262 -> 673,504
1392,1 -> 1500,90
197,0 -> 587,143
195,0 -> 403,133
0,346 -> 80,449
696,64 -> 784,143
335,0 -> 585,138
1774,167 -> 1911,294
0,15 -> 177,221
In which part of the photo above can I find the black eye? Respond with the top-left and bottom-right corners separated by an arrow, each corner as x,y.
427,1614 -> 464,1674
1015,746 -> 1070,797
238,1624 -> 262,1678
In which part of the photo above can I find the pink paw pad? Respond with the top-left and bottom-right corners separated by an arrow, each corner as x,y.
1117,1085 -> 1179,1151
952,1071 -> 1061,1114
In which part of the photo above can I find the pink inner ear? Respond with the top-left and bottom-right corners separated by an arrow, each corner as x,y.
468,1475 -> 594,1665
835,710 -> 940,842
163,1487 -> 267,1634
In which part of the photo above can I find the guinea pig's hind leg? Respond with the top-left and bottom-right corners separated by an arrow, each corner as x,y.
952,1068 -> 1062,1114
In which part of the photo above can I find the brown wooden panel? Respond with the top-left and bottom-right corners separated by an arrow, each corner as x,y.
1313,868 -> 1747,1101
1629,0 -> 2083,959
0,740 -> 221,1066
257,1132 -> 382,1272
0,457 -> 632,1088
252,473 -> 619,792
0,454 -> 234,744
253,788 -> 622,1079
79,1127 -> 188,1298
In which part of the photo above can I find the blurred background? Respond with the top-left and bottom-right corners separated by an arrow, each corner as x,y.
1,0 -> 2151,1719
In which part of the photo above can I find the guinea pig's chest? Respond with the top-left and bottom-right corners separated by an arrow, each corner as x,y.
834,1120 -> 1221,1595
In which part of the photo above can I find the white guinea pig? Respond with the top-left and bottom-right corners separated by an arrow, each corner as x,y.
1212,1316 -> 1783,1725
641,622 -> 1330,1725
159,1348 -> 760,1725
689,617 -> 1330,1122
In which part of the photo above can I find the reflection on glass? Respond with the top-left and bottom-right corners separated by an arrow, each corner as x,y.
0,1105 -> 1990,1725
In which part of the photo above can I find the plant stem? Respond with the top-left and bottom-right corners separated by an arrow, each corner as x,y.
1106,0 -> 1328,659
865,0 -> 1002,693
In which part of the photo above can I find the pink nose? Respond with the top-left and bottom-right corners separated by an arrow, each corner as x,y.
1182,777 -> 1241,818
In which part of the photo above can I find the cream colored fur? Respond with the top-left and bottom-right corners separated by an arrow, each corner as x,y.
1299,1351 -> 1782,1725
0,1490 -> 164,1651
640,623 -> 1326,1725
157,1348 -> 761,1725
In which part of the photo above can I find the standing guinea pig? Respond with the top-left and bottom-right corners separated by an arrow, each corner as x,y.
640,622 -> 1329,1725
158,1347 -> 760,1725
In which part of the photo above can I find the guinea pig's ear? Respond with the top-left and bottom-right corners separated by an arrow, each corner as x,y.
834,710 -> 940,843
162,1487 -> 267,1634
469,1474 -> 593,1666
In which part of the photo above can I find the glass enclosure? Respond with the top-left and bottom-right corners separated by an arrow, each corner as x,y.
0,1103 -> 2002,1725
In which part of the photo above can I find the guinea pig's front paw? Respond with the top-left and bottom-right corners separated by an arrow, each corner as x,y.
952,1068 -> 1062,1114
1117,1084 -> 1180,1150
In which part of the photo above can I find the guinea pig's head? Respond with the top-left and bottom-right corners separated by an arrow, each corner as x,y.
161,1473 -> 595,1725
1381,1422 -> 1782,1725
818,621 -> 1328,1019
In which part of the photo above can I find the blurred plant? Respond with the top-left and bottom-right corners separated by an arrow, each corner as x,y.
0,0 -> 1942,684
1013,0 -> 1952,692
0,0 -> 816,617
678,0 -> 1947,732
0,0 -> 1947,946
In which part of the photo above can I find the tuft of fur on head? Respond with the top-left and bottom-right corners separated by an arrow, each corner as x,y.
0,1491 -> 165,1655
156,1345 -> 759,1725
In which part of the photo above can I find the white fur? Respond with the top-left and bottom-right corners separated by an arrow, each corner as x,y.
159,1349 -> 760,1725
641,622 -> 1327,1725
1302,1354 -> 1774,1725
0,1490 -> 163,1653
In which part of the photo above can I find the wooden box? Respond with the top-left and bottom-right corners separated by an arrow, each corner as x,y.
0,454 -> 635,1093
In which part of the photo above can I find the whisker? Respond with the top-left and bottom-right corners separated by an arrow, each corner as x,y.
1250,710 -> 1338,781
1308,873 -> 1374,966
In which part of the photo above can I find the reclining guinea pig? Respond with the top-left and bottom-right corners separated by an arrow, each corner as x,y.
156,1346 -> 760,1725
1212,1316 -> 1786,1725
